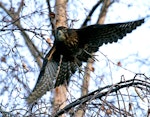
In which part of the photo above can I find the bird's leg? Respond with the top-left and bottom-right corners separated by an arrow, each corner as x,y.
74,58 -> 89,78
74,57 -> 84,73
83,49 -> 98,61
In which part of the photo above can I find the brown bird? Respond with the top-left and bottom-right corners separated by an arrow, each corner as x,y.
27,18 -> 144,104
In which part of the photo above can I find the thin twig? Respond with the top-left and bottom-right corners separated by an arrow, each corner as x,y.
54,75 -> 150,116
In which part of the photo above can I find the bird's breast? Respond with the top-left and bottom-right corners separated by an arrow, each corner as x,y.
54,41 -> 79,62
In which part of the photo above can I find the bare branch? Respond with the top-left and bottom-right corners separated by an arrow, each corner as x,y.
81,0 -> 103,27
16,0 -> 24,14
97,0 -> 114,24
46,0 -> 55,34
76,1 -> 113,116
54,74 -> 150,116
75,58 -> 94,116
0,2 -> 43,68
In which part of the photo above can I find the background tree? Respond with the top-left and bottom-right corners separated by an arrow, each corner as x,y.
0,0 -> 150,116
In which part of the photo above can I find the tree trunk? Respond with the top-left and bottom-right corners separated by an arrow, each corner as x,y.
53,0 -> 68,117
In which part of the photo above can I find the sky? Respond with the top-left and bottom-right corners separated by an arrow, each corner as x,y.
0,0 -> 150,116
68,0 -> 150,116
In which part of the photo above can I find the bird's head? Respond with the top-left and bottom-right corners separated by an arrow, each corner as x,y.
55,26 -> 68,42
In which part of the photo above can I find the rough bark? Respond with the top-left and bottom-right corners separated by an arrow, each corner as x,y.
53,0 -> 68,117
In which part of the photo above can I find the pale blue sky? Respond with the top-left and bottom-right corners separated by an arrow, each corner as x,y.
0,0 -> 150,116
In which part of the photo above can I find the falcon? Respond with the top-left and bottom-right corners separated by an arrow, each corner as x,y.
27,18 -> 144,104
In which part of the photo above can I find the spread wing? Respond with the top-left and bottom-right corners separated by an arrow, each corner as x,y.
76,19 -> 144,61
26,46 -> 77,104
27,18 -> 144,104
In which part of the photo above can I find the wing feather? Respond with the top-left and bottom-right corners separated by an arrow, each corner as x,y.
27,47 -> 78,104
54,61 -> 77,87
26,47 -> 58,104
76,18 -> 144,61
27,19 -> 144,104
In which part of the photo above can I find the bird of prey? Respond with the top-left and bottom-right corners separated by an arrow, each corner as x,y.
27,18 -> 144,104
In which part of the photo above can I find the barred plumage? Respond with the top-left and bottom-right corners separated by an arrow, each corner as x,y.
27,18 -> 144,104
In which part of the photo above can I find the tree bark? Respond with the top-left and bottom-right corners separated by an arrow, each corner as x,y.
53,0 -> 68,117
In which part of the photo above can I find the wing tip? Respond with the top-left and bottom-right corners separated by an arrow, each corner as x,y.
136,18 -> 145,25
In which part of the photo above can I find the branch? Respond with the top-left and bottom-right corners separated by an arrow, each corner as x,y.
0,107 -> 14,117
75,57 -> 94,116
75,1 -> 113,116
54,74 -> 150,116
97,0 -> 114,24
46,0 -> 55,33
0,2 -> 43,68
81,0 -> 103,27
16,0 -> 24,14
